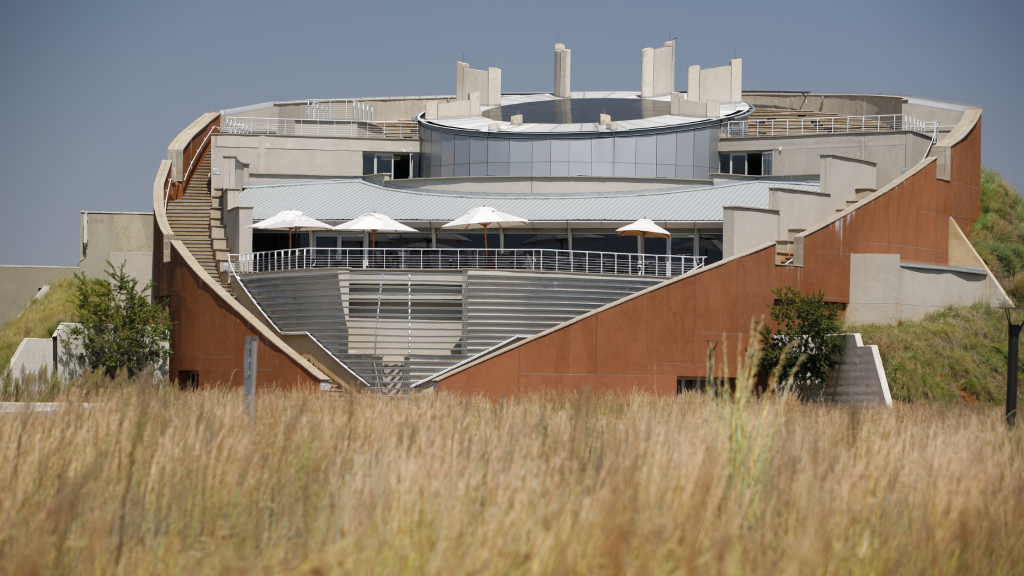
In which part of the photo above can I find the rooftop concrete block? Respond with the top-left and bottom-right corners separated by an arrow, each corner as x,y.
554,44 -> 571,98
687,58 -> 742,103
640,41 -> 675,98
670,93 -> 721,118
456,61 -> 501,107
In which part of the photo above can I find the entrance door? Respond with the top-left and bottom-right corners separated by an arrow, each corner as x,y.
393,154 -> 410,179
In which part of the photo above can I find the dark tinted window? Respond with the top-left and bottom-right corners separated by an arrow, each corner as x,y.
699,233 -> 723,264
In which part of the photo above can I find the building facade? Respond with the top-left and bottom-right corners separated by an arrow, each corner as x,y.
150,43 -> 1004,394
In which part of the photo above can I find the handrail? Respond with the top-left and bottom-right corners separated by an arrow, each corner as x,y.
164,125 -> 221,210
721,114 -> 939,140
306,99 -> 376,121
229,247 -> 706,278
221,117 -> 418,139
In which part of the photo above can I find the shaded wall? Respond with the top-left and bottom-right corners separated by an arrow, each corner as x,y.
437,115 -> 982,397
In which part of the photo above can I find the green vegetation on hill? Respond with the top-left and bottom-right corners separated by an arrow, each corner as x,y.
0,276 -> 77,371
854,304 -> 1018,404
970,167 -> 1024,303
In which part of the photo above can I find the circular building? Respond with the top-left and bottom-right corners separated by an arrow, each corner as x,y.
417,92 -> 752,180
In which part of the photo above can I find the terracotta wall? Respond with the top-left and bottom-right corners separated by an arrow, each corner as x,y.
154,241 -> 320,388
438,120 -> 982,398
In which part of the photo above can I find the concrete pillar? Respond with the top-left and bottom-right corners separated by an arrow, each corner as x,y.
729,58 -> 743,103
641,41 -> 675,98
511,114 -> 523,125
687,65 -> 701,102
456,61 -> 469,101
487,67 -> 502,106
653,40 -> 675,97
554,43 -> 571,98
641,48 -> 655,98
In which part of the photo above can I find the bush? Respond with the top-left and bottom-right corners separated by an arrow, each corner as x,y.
757,286 -> 845,397
65,261 -> 173,378
970,167 -> 1024,302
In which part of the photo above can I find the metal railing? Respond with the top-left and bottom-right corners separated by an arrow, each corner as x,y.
230,248 -> 705,278
306,99 -> 376,121
222,117 -> 416,139
164,125 -> 220,210
721,114 -> 939,141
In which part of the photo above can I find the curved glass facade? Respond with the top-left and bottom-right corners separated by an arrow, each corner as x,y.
419,125 -> 719,180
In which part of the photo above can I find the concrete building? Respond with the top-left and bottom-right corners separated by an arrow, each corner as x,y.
145,43 -> 1000,396
1,212 -> 154,326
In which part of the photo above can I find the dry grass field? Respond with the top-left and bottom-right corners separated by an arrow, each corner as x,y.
1,373 -> 1022,576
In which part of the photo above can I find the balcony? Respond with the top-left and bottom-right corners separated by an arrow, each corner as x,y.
230,248 -> 706,278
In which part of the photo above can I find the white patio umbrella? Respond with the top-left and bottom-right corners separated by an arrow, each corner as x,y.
616,218 -> 671,254
334,212 -> 417,248
247,209 -> 334,249
442,206 -> 529,249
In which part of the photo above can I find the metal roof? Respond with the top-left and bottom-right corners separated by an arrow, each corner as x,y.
240,178 -> 819,225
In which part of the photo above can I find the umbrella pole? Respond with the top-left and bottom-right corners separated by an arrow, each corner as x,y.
289,228 -> 293,250
483,224 -> 488,250
372,230 -> 376,249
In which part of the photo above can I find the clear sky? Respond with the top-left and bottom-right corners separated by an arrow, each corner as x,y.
1,0 -> 1020,266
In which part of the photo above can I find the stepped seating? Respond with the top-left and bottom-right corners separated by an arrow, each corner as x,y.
166,153 -> 233,295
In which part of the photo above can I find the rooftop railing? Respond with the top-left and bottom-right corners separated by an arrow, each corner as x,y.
721,114 -> 939,141
222,117 -> 418,139
306,99 -> 376,121
230,248 -> 705,278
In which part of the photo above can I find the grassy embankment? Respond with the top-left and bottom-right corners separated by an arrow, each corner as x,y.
0,381 -> 1021,575
0,275 -> 77,371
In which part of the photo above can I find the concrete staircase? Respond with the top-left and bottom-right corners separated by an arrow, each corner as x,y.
166,153 -> 232,294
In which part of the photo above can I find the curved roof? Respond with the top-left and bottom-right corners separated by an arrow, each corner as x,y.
240,177 -> 818,226
420,92 -> 752,136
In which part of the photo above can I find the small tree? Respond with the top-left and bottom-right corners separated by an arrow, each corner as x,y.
66,261 -> 173,378
757,286 -> 845,397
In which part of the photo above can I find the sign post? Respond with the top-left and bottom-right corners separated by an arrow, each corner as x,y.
243,336 -> 258,422
1000,308 -> 1023,427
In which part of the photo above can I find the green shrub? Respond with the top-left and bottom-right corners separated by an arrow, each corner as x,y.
65,261 -> 173,378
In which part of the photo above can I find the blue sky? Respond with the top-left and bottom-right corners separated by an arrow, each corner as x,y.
1,0 -> 1020,265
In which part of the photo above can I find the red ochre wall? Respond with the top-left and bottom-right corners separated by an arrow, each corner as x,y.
152,239 -> 321,389
438,121 -> 982,398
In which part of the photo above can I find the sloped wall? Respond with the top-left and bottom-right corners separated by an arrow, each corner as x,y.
152,115 -> 328,390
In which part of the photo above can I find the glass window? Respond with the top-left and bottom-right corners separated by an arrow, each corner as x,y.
373,233 -> 432,249
579,234 -> 642,255
671,234 -> 695,256
435,231 -> 488,249
719,153 -> 730,174
699,232 -> 724,264
252,231 -> 311,252
731,154 -> 746,175
763,151 -> 773,176
504,232 -> 572,250
315,236 -> 337,248
641,236 -> 667,254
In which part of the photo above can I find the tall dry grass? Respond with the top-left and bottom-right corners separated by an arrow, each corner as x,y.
1,380 -> 1022,575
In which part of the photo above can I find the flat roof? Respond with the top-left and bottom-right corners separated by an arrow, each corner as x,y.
421,92 -> 751,135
